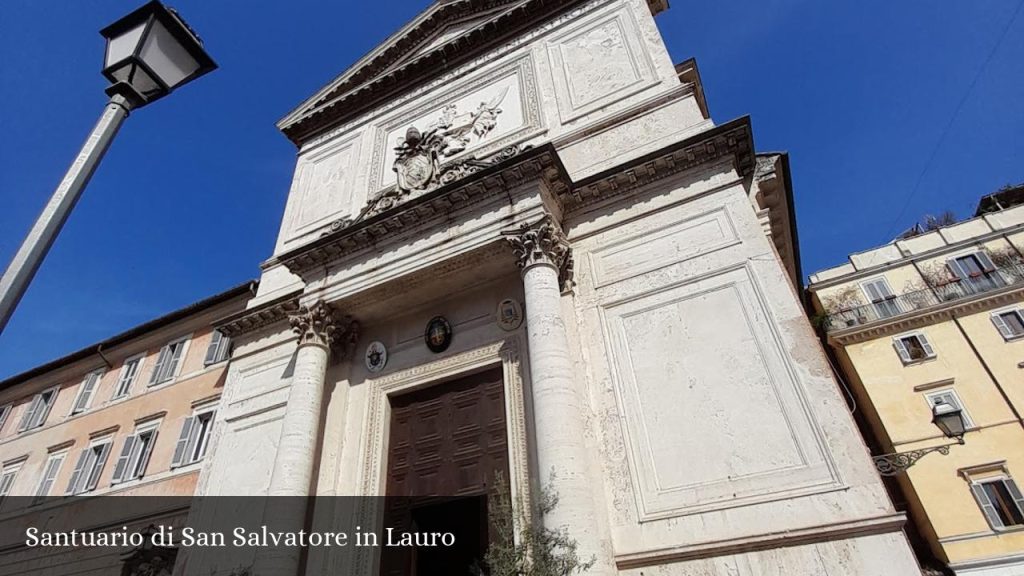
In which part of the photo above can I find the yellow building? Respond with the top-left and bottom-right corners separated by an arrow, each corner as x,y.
807,194 -> 1024,576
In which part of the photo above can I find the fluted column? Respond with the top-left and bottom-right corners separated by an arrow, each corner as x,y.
257,301 -> 357,576
268,301 -> 357,496
505,217 -> 611,573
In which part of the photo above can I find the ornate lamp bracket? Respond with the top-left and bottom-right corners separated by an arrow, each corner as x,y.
288,301 -> 360,358
872,440 -> 962,477
502,215 -> 574,293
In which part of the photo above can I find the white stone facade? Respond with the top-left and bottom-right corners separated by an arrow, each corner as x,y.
184,0 -> 922,574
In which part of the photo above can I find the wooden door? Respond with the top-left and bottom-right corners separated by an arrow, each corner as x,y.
381,367 -> 509,575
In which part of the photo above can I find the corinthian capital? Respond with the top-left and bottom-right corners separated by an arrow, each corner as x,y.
503,216 -> 574,292
289,301 -> 360,356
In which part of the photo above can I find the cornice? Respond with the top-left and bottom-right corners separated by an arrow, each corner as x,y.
281,0 -> 586,145
828,284 -> 1024,346
272,119 -> 756,282
563,116 -> 755,213
272,144 -> 570,279
213,291 -> 302,339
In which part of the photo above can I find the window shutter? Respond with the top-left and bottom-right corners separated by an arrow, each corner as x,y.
893,338 -> 912,363
166,342 -> 185,379
917,334 -> 935,357
34,390 -> 55,428
137,431 -> 157,478
18,396 -> 41,431
947,258 -> 968,281
0,405 -> 10,432
977,251 -> 997,273
85,444 -> 110,491
972,483 -> 1003,528
111,436 -> 137,484
65,449 -> 89,495
0,471 -> 16,497
35,456 -> 62,498
992,313 -> 1015,339
171,417 -> 196,468
74,373 -> 100,413
204,332 -> 223,365
864,282 -> 882,302
150,347 -> 170,385
1006,479 -> 1024,517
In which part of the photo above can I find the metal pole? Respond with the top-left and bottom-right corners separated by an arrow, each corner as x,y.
0,94 -> 133,334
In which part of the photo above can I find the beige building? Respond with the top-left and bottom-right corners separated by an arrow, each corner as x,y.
0,283 -> 252,575
807,193 -> 1024,576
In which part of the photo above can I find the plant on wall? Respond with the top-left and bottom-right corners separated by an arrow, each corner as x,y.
988,246 -> 1024,282
821,286 -> 864,315
472,474 -> 594,576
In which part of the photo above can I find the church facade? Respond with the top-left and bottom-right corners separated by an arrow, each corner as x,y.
192,0 -> 922,574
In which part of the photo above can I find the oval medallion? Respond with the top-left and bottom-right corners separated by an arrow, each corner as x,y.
365,341 -> 388,373
424,316 -> 452,353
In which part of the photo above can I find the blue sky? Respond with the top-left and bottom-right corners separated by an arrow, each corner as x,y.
1,0 -> 1021,378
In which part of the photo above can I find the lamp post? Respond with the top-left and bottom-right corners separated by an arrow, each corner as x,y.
873,401 -> 967,477
0,1 -> 216,334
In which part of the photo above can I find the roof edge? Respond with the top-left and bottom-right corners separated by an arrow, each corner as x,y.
0,281 -> 257,390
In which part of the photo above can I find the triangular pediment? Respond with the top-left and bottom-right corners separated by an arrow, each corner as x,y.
278,0 -> 530,141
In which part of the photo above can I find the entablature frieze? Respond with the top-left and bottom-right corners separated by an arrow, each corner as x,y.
270,118 -> 755,284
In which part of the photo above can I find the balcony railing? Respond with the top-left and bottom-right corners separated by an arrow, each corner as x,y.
822,263 -> 1024,332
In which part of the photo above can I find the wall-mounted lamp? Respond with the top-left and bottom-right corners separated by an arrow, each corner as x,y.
873,402 -> 966,477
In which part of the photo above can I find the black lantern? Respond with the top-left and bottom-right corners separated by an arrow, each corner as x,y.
932,401 -> 967,443
100,1 -> 216,107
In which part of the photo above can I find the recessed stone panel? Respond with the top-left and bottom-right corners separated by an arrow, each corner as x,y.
603,265 -> 838,519
588,208 -> 739,288
546,9 -> 657,123
287,135 -> 360,239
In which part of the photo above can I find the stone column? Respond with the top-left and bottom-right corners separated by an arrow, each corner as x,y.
256,301 -> 357,576
505,217 -> 612,574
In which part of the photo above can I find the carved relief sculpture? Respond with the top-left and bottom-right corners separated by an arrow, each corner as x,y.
392,86 -> 509,192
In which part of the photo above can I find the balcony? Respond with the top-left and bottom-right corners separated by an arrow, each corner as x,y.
821,264 -> 1024,332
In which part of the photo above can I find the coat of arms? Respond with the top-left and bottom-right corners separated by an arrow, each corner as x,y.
392,86 -> 509,193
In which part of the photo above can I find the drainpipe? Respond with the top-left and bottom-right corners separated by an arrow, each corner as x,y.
96,344 -> 113,369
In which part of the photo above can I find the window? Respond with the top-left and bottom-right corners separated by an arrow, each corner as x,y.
926,390 -> 974,429
0,404 -> 11,434
113,355 -> 144,399
70,371 -> 103,415
993,309 -> 1024,341
111,423 -> 159,484
894,333 -> 935,364
65,439 -> 112,495
948,252 -> 1002,292
862,278 -> 900,318
172,409 -> 216,468
17,386 -> 59,432
149,338 -> 188,386
972,478 -> 1024,529
0,464 -> 20,503
34,452 -> 66,503
203,331 -> 231,366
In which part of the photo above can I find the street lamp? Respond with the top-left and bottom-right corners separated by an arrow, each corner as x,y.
873,402 -> 967,477
0,1 -> 216,334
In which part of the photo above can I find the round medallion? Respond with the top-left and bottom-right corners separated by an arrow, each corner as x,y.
365,341 -> 388,373
496,298 -> 524,331
424,316 -> 452,353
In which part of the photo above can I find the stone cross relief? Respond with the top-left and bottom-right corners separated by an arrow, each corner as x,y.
392,86 -> 509,192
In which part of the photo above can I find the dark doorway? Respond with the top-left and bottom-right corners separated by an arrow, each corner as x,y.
380,367 -> 509,576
